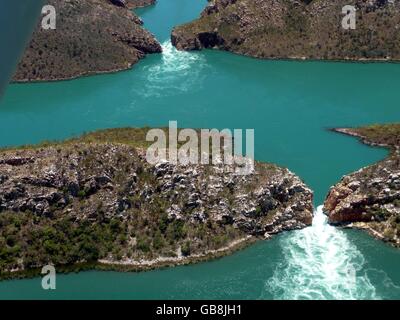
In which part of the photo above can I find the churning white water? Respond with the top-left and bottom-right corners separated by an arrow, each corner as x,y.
134,41 -> 209,98
264,206 -> 379,300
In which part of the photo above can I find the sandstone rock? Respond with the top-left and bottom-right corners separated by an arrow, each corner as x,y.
0,129 -> 314,272
324,125 -> 400,246
167,204 -> 183,221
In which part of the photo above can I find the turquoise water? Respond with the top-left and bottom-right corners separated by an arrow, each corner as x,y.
0,0 -> 400,299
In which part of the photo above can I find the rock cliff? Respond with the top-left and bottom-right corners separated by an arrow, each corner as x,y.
13,0 -> 161,82
172,0 -> 400,61
324,125 -> 400,246
0,128 -> 313,275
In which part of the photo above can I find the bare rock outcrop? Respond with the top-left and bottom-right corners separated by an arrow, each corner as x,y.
324,125 -> 400,246
0,128 -> 313,274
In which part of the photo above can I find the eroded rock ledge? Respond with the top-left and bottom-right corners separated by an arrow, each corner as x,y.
0,128 -> 313,276
324,124 -> 400,246
172,0 -> 400,61
13,0 -> 161,82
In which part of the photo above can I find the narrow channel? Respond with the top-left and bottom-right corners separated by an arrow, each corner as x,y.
0,0 -> 400,300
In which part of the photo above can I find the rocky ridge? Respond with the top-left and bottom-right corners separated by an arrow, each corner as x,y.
0,128 -> 313,276
324,125 -> 400,246
13,0 -> 161,82
172,0 -> 400,61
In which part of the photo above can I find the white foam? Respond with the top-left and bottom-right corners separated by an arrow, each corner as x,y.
263,206 -> 379,300
133,41 -> 210,98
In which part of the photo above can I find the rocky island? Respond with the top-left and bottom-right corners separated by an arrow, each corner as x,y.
324,124 -> 400,246
172,0 -> 400,61
0,128 -> 313,278
13,0 -> 161,82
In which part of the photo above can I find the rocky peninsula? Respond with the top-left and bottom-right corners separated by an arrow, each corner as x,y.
324,124 -> 400,246
172,0 -> 400,61
13,0 -> 161,82
0,128 -> 313,278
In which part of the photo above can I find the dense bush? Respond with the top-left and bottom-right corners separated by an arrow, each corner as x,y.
0,212 -> 124,272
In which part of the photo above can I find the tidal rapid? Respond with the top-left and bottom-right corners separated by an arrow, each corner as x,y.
265,206 -> 378,300
0,0 -> 400,299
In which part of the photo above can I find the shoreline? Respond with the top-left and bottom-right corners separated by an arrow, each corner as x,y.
98,235 -> 257,271
11,57 -> 148,84
11,1 -> 161,84
0,235 -> 259,281
0,127 -> 313,281
341,222 -> 400,248
325,125 -> 400,247
330,128 -> 393,150
202,47 -> 400,65
11,0 -> 162,84
12,51 -> 399,85
98,235 -> 253,267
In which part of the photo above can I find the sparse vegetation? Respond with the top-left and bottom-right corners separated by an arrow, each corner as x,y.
172,0 -> 400,61
0,127 -> 313,278
352,124 -> 400,149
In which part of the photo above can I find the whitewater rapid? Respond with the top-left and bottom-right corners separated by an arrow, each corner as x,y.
130,38 -> 398,300
264,206 -> 379,300
133,41 -> 210,98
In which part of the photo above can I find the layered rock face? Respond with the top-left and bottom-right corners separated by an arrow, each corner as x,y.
324,125 -> 400,246
13,0 -> 161,82
0,128 -> 313,273
172,0 -> 400,61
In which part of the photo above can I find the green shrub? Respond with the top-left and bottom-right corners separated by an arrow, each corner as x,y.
181,241 -> 191,257
137,237 -> 150,252
77,190 -> 86,198
153,231 -> 165,250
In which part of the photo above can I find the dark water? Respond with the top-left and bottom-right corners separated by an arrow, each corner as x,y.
0,2 -> 44,95
0,0 -> 399,299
